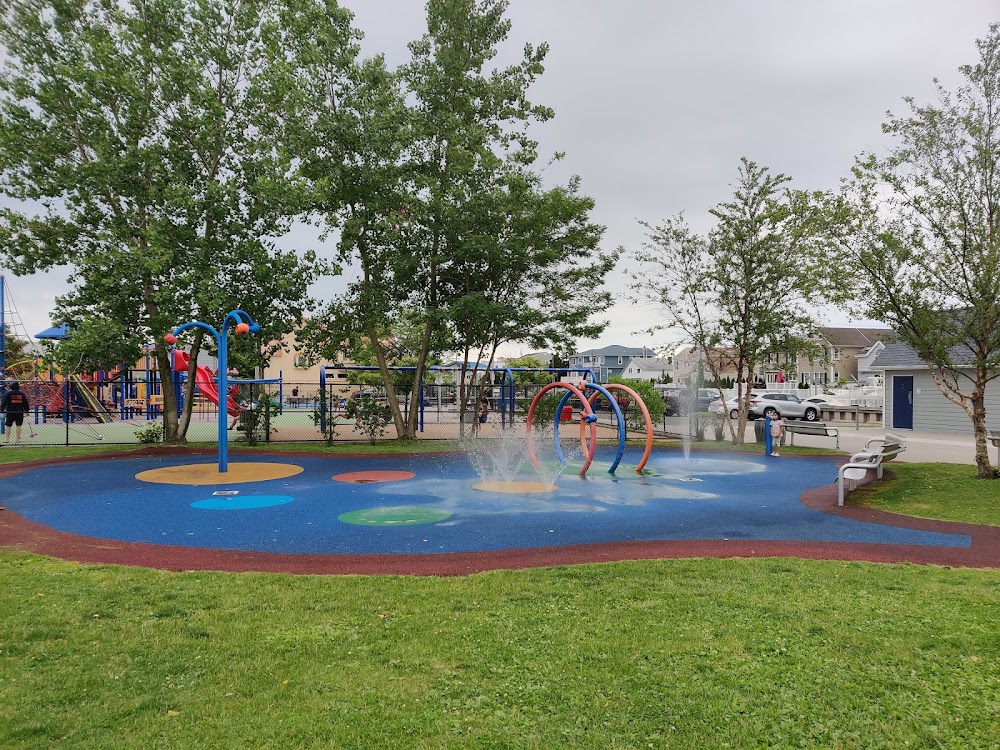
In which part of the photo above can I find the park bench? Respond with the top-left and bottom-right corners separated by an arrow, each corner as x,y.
836,433 -> 907,506
785,421 -> 839,449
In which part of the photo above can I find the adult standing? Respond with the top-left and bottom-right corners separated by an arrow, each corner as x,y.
1,381 -> 30,445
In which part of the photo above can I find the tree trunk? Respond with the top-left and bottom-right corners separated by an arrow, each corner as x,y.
404,319 -> 436,440
971,379 -> 997,478
155,343 -> 181,443
367,329 -> 409,439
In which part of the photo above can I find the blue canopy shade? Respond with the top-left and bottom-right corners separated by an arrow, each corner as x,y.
35,323 -> 70,340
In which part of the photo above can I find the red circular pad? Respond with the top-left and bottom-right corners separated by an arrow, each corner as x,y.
332,470 -> 416,484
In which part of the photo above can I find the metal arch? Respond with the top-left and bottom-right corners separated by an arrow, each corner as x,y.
586,383 -> 654,472
525,381 -> 598,476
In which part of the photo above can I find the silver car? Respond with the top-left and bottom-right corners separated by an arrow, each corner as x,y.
748,392 -> 822,421
710,393 -> 763,419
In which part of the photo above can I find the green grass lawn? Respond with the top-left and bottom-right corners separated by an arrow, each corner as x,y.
1,443 -> 999,748
1,555 -> 998,749
850,462 -> 1000,527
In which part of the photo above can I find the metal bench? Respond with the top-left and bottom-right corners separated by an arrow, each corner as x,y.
836,433 -> 907,506
785,421 -> 839,448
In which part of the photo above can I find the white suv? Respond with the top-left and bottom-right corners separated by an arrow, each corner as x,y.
748,392 -> 822,421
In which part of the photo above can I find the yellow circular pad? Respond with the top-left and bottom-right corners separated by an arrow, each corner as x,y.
472,480 -> 556,494
136,462 -> 303,486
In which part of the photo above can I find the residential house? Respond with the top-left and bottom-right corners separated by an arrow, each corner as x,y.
620,355 -> 674,383
262,330 -> 342,397
669,327 -> 893,390
672,346 -> 750,387
817,327 -> 894,385
871,340 -> 1000,434
568,345 -> 657,382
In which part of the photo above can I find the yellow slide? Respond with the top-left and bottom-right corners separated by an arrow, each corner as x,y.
70,374 -> 114,423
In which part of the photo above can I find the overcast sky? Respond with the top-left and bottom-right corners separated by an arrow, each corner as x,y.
2,0 -> 997,357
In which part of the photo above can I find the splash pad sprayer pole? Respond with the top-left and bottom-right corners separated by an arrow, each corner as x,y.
164,310 -> 261,473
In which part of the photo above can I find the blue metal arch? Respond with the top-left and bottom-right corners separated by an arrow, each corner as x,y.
553,382 -> 627,474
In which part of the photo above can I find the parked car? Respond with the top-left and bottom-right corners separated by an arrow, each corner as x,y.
709,393 -> 762,419
660,391 -> 683,416
658,388 -> 719,415
747,392 -> 822,421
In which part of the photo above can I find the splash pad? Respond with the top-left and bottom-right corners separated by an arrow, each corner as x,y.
463,380 -> 657,496
0,382 -> 980,572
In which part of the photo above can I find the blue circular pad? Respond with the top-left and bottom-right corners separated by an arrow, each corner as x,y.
192,495 -> 295,510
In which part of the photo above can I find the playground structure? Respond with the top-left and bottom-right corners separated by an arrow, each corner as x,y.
171,350 -> 241,418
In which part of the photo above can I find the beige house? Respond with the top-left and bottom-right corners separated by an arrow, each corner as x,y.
817,327 -> 893,384
671,326 -> 894,389
261,330 -> 353,399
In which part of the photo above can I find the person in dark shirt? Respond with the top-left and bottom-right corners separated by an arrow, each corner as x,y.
1,381 -> 31,445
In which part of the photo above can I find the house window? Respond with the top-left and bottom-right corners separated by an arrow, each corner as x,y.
293,354 -> 311,369
599,356 -> 605,364
618,356 -> 622,364
833,349 -> 841,361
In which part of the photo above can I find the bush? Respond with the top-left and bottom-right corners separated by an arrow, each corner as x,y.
237,393 -> 279,446
347,394 -> 392,445
708,412 -> 727,441
134,421 -> 163,444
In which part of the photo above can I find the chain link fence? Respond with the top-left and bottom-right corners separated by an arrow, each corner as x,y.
1,378 -> 677,446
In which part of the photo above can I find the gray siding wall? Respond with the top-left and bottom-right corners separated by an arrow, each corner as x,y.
884,369 -> 1000,435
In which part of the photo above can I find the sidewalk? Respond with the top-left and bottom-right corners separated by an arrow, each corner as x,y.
763,423 -> 979,465
660,416 -> 982,465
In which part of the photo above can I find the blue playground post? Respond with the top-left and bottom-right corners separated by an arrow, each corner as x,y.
168,310 -> 260,473
764,416 -> 773,455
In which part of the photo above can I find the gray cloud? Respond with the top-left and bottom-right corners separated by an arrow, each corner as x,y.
3,0 -> 996,356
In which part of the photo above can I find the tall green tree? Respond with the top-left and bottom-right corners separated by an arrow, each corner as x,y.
832,25 -> 1000,477
301,0 -> 613,439
444,171 -> 612,423
630,159 -> 830,443
0,0 -> 334,441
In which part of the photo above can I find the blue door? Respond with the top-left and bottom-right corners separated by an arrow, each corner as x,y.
892,375 -> 913,429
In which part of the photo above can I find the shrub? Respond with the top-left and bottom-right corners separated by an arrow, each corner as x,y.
134,421 -> 163,444
347,394 -> 392,445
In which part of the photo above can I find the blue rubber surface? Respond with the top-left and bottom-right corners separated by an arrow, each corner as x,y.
3,451 -> 970,555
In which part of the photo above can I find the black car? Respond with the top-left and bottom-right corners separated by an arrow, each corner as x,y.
656,388 -> 717,415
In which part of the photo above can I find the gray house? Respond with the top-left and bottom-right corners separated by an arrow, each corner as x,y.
569,345 -> 657,382
871,341 -> 1000,434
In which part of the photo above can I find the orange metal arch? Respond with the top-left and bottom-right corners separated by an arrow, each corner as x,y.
587,383 -> 654,472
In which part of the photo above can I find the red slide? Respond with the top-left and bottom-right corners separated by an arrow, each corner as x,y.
172,351 -> 242,417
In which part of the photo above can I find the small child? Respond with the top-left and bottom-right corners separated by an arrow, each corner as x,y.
769,414 -> 785,457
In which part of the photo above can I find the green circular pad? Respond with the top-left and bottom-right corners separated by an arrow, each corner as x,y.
338,506 -> 452,527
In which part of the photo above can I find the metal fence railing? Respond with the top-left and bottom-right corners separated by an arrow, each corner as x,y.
0,378 -> 677,446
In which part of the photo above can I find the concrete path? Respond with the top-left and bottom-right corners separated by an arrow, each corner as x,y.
661,416 -> 987,465
753,422 -> 982,464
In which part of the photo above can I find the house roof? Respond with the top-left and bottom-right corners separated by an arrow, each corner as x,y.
819,327 -> 894,348
572,345 -> 655,358
870,340 -> 979,370
623,356 -> 673,370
